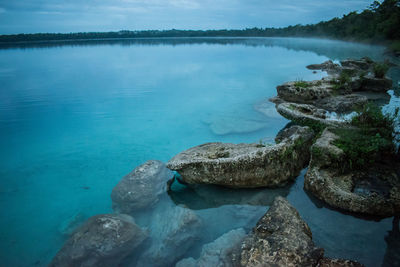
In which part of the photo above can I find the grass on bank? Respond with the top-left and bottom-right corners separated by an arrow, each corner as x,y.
294,80 -> 311,89
332,103 -> 399,171
373,62 -> 390,78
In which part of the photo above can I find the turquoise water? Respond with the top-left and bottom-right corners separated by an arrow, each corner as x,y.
0,37 -> 398,266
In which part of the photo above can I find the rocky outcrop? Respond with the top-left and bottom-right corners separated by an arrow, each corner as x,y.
237,196 -> 324,266
111,160 -> 174,213
276,102 -> 349,127
167,126 -> 314,188
50,214 -> 147,267
271,58 -> 393,130
137,202 -> 202,267
305,128 -> 400,217
295,58 -> 393,103
176,228 -> 246,267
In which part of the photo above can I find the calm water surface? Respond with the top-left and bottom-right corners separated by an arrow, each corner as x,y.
0,37 -> 399,267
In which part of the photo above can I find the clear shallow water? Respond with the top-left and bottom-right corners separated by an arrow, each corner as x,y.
0,37 -> 398,267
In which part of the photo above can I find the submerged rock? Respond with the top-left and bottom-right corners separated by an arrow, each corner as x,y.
50,214 -> 147,267
237,196 -> 324,266
167,126 -> 314,188
305,128 -> 400,216
137,202 -> 202,267
58,211 -> 86,237
209,117 -> 268,135
176,228 -> 246,267
202,114 -> 269,135
111,160 -> 174,213
253,98 -> 283,119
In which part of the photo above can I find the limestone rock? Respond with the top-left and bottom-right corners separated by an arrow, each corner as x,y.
237,196 -> 324,266
111,160 -> 174,213
167,126 -> 314,188
50,214 -> 147,267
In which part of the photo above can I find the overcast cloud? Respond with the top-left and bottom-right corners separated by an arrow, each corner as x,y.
0,0 -> 373,34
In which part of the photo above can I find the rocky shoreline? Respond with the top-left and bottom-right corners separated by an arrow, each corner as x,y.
50,57 -> 399,266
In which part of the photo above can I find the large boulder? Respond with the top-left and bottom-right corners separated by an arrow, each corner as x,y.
237,196 -> 324,266
111,160 -> 174,213
175,228 -> 246,267
167,126 -> 314,188
50,214 -> 147,267
305,128 -> 400,217
137,202 -> 202,267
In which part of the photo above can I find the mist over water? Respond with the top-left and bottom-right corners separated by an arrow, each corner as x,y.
0,37 -> 398,266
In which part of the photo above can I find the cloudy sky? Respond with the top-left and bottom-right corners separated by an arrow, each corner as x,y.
0,0 -> 373,34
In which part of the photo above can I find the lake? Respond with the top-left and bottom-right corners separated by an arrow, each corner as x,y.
0,37 -> 399,267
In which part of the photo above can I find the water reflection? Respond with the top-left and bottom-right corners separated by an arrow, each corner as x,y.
167,178 -> 291,210
0,37 -> 386,61
382,216 -> 400,267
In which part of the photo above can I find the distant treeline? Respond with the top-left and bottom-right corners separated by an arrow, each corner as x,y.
0,0 -> 399,45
